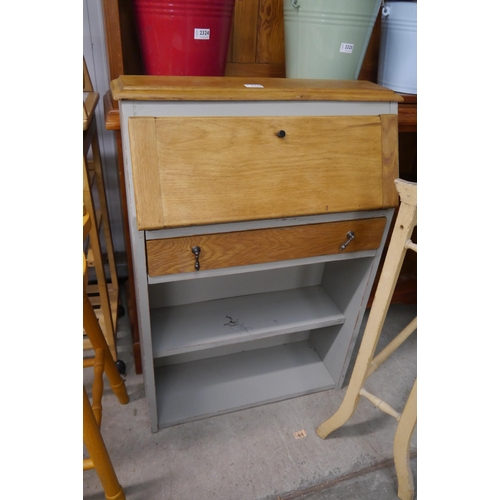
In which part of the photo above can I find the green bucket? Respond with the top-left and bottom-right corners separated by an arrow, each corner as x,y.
283,0 -> 382,79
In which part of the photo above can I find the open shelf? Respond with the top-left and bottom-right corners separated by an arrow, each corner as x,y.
150,285 -> 344,359
155,340 -> 336,428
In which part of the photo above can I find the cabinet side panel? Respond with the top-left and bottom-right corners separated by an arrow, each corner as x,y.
311,209 -> 394,387
128,226 -> 159,431
311,257 -> 375,386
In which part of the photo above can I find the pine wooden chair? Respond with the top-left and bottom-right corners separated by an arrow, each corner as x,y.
84,205 -> 129,500
316,179 -> 417,500
83,57 -> 121,363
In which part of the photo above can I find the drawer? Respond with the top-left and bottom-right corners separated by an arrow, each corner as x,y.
146,217 -> 386,276
128,115 -> 399,230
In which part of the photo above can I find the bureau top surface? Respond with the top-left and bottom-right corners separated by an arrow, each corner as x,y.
111,76 -> 403,103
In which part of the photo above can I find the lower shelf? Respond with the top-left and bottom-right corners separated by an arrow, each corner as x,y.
155,340 -> 336,428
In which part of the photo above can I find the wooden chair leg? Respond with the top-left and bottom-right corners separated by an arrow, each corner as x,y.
394,379 -> 417,500
316,181 -> 417,440
83,153 -> 117,361
83,388 -> 126,500
83,293 -> 128,405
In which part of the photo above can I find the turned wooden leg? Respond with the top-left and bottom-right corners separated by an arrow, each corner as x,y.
394,379 -> 417,500
83,293 -> 129,405
83,388 -> 126,500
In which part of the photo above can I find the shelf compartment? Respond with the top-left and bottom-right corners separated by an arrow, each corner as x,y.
155,340 -> 336,428
150,285 -> 344,359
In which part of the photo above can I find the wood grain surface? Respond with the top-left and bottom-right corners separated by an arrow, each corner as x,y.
146,218 -> 386,276
111,75 -> 403,102
128,114 -> 397,229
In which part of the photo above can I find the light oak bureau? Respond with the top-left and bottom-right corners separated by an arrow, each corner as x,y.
111,76 -> 403,432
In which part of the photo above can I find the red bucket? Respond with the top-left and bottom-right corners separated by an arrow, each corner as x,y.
132,0 -> 236,76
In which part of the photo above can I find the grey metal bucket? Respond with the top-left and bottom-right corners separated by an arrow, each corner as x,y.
377,1 -> 417,94
283,0 -> 382,79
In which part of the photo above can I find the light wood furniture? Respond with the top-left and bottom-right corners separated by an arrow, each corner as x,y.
316,179 -> 417,500
84,60 -> 120,360
83,207 -> 128,500
112,76 -> 402,432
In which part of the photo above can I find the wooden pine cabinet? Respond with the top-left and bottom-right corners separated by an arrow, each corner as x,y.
112,76 -> 402,432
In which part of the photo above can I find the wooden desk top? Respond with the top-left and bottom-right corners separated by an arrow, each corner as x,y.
110,75 -> 404,102
104,77 -> 415,132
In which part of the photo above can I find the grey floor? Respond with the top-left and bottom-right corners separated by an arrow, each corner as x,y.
84,299 -> 417,500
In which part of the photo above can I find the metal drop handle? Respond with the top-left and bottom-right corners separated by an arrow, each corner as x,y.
340,231 -> 355,251
291,0 -> 300,9
192,246 -> 201,271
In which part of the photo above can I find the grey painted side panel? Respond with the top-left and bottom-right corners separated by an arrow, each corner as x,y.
311,209 -> 394,388
127,220 -> 159,432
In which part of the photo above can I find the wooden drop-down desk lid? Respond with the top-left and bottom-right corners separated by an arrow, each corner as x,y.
111,76 -> 403,231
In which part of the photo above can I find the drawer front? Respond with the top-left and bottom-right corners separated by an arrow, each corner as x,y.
129,115 -> 398,230
146,218 -> 386,276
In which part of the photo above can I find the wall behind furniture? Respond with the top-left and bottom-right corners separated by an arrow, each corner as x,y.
83,0 -> 127,276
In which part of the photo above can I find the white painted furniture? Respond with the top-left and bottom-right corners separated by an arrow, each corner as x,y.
112,76 -> 402,432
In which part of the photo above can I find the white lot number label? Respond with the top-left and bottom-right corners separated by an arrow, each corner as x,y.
340,43 -> 354,53
194,28 -> 210,40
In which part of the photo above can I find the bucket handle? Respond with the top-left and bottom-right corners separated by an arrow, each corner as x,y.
291,0 -> 300,9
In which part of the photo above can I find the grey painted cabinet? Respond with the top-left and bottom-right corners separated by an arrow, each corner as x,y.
112,76 -> 402,432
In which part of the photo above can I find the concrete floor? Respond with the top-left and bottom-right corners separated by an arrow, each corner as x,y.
84,300 -> 417,500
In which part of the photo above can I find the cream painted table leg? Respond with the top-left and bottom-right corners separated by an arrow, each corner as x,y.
394,378 -> 417,500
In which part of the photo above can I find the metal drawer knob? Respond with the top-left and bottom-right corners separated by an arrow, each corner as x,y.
192,246 -> 201,271
340,231 -> 355,251
276,130 -> 286,138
